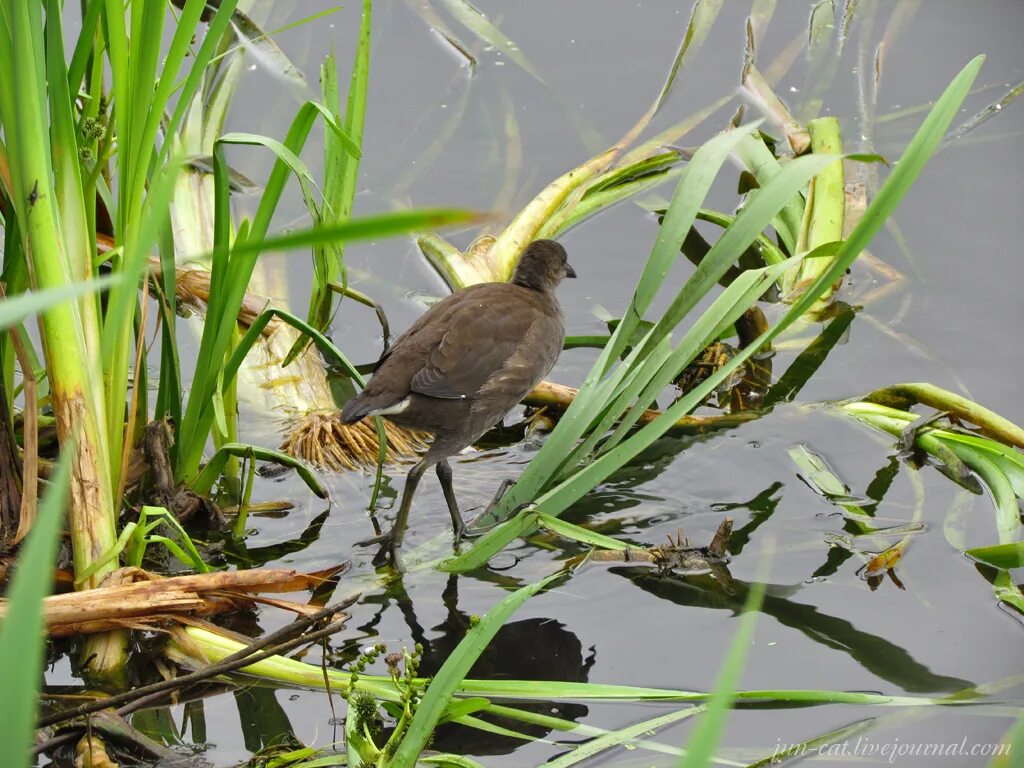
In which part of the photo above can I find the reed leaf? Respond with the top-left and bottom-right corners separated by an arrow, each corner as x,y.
547,707 -> 702,768
966,543 -> 1024,570
390,570 -> 563,764
289,0 -> 371,363
173,625 -> 954,708
192,443 -> 327,499
679,558 -> 767,767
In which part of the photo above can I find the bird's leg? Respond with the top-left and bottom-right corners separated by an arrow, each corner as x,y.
436,460 -> 469,541
358,458 -> 428,559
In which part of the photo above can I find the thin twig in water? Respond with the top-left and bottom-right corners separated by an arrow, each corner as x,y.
37,597 -> 358,729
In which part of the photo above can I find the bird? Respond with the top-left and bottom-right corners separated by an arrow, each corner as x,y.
340,239 -> 575,555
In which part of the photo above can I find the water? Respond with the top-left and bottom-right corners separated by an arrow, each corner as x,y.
45,1 -> 1024,765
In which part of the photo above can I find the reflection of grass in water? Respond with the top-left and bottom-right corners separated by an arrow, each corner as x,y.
842,384 -> 1024,614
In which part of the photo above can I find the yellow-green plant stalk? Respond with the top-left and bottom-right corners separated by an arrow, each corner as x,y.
419,147 -> 618,289
862,382 -> 1024,449
783,116 -> 845,305
0,0 -> 126,675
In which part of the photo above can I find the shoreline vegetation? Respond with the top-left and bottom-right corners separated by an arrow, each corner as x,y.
0,1 -> 1020,766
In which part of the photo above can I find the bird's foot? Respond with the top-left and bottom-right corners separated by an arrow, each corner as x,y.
356,530 -> 393,547
357,530 -> 406,571
452,518 -> 488,542
460,500 -> 535,539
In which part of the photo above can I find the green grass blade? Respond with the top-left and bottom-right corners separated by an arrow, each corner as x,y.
966,543 -> 1024,570
289,0 -> 370,363
133,0 -> 207,199
470,123 -> 762,522
606,121 -> 762,367
220,209 -> 482,263
548,707 -> 703,767
389,571 -> 563,765
420,755 -> 487,768
592,254 -> 806,460
0,276 -> 123,330
0,445 -> 74,768
482,704 -> 686,759
444,56 -> 983,573
679,559 -> 768,767
66,0 -> 103,97
732,132 -> 804,253
640,153 -> 836,358
160,0 -> 241,163
342,0 -> 371,190
191,443 -> 327,499
536,513 -> 630,550
784,54 -> 984,323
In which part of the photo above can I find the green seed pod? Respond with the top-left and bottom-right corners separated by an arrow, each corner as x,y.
350,690 -> 380,731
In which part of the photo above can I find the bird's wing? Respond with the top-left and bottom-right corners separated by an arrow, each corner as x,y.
472,311 -> 563,410
372,294 -> 455,372
410,298 -> 536,400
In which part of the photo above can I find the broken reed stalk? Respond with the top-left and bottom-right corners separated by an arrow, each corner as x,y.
0,565 -> 347,636
783,116 -> 845,304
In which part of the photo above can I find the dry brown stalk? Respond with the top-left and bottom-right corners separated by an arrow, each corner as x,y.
280,410 -> 430,471
0,565 -> 347,636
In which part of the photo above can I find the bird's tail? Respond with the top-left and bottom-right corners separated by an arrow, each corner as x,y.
340,393 -> 375,424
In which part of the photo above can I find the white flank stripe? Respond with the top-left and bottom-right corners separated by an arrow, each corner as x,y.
370,397 -> 412,417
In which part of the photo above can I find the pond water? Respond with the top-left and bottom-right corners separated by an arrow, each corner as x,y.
48,1 -> 1024,765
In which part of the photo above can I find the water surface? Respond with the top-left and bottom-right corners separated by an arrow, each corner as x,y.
50,1 -> 1024,765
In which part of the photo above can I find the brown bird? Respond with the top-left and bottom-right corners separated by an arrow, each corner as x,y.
341,239 -> 575,553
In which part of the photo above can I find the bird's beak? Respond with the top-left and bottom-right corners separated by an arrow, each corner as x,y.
565,263 -> 577,279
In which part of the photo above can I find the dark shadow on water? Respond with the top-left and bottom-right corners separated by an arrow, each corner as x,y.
382,575 -> 595,755
233,686 -> 295,754
762,305 -> 857,409
711,481 -> 784,555
617,567 -> 972,694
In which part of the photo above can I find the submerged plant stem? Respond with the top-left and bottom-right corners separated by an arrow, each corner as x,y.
863,383 -> 1024,449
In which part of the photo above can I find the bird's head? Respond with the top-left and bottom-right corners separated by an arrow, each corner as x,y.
511,240 -> 576,292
